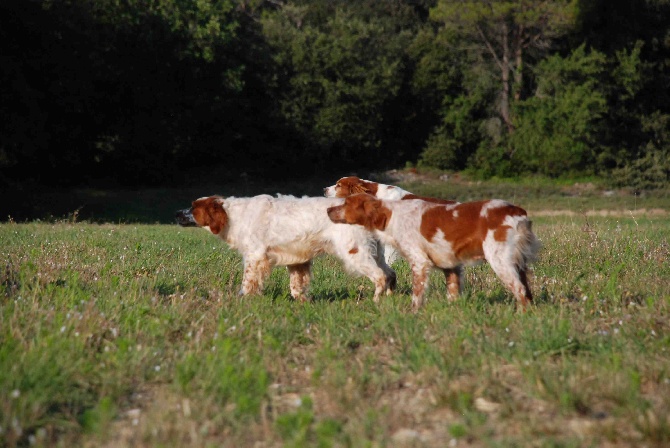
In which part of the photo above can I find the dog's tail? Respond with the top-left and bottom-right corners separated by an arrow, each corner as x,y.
515,219 -> 541,270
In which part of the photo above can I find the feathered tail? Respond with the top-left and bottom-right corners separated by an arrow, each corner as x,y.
515,219 -> 541,270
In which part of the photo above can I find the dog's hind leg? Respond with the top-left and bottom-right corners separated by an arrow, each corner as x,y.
442,266 -> 462,302
288,262 -> 312,302
489,261 -> 533,310
374,240 -> 397,294
483,223 -> 537,311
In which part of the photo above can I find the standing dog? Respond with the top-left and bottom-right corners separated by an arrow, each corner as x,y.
327,194 -> 540,310
324,175 -> 456,204
325,175 -> 459,287
176,195 -> 396,302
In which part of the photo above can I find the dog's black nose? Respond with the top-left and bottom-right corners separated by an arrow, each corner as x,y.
175,209 -> 197,227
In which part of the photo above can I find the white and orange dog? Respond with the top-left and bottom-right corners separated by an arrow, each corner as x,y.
324,175 -> 457,204
176,195 -> 396,302
327,194 -> 540,310
325,176 -> 457,265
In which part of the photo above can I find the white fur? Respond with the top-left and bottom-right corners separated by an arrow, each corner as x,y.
211,195 -> 395,301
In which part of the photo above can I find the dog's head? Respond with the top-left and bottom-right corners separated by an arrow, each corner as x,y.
324,176 -> 378,198
175,196 -> 228,235
327,193 -> 391,231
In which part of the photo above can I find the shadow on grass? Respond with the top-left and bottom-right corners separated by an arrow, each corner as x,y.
466,288 -> 518,308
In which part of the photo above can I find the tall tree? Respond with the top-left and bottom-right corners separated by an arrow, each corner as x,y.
262,4 -> 411,170
509,44 -> 608,176
430,0 -> 578,133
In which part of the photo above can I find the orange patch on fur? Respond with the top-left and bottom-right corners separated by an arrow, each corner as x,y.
349,247 -> 359,254
494,225 -> 511,242
336,177 -> 379,197
191,196 -> 228,235
340,194 -> 392,231
420,201 -> 527,261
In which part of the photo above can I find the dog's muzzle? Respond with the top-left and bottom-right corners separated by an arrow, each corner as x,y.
175,209 -> 197,227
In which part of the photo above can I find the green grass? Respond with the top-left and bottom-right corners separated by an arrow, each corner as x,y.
2,214 -> 669,447
1,175 -> 670,446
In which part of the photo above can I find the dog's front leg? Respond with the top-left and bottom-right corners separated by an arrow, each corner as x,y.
410,261 -> 432,311
240,256 -> 272,296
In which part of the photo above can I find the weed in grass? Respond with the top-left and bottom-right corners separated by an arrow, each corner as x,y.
80,396 -> 116,434
274,395 -> 349,447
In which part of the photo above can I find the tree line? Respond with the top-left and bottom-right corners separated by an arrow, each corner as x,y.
1,0 -> 669,188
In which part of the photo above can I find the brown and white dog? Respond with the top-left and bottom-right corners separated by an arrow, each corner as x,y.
324,176 -> 457,265
324,175 -> 456,204
327,194 -> 540,310
176,195 -> 396,302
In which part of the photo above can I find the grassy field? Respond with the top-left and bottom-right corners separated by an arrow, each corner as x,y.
1,176 -> 670,447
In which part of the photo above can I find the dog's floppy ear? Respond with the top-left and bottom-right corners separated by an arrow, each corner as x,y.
207,197 -> 228,235
362,196 -> 390,231
372,207 -> 390,231
351,181 -> 369,195
357,195 -> 388,231
362,195 -> 378,215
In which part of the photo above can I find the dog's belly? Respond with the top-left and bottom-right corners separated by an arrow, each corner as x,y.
267,240 -> 328,266
426,247 -> 458,268
423,234 -> 486,268
421,237 -> 458,268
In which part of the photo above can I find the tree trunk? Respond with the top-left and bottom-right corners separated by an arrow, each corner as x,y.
500,22 -> 514,133
514,25 -> 524,102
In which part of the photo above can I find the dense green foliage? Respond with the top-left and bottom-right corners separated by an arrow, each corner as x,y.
1,0 -> 669,186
